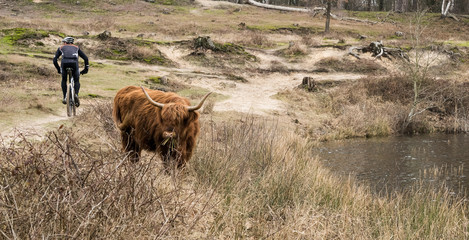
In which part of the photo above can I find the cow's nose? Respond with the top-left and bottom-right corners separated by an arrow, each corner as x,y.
163,131 -> 175,139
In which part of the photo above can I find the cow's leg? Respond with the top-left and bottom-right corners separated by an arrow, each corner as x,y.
159,145 -> 182,173
121,129 -> 141,162
178,137 -> 196,168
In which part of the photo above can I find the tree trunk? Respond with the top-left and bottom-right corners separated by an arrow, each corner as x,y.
325,0 -> 332,33
441,0 -> 454,17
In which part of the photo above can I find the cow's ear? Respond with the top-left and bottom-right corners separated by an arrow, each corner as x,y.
185,111 -> 199,124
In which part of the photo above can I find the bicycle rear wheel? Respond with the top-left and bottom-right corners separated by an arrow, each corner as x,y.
66,70 -> 76,117
66,84 -> 74,117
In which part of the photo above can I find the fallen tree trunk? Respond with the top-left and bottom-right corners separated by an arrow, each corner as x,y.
247,0 -> 377,24
247,0 -> 311,12
349,41 -> 409,61
335,15 -> 378,24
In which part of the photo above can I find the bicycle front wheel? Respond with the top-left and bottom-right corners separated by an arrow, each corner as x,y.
66,84 -> 76,117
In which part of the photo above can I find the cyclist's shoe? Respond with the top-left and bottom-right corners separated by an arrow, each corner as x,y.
74,94 -> 80,107
62,98 -> 66,104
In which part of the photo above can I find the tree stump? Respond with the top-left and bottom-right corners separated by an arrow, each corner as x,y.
369,41 -> 384,57
193,36 -> 217,51
97,30 -> 111,40
300,77 -> 316,92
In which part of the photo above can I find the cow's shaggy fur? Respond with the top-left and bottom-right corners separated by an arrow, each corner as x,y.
112,86 -> 202,168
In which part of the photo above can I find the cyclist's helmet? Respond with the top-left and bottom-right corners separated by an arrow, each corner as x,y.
62,37 -> 74,44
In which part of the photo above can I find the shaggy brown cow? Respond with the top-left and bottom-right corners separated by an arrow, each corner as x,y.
112,86 -> 211,168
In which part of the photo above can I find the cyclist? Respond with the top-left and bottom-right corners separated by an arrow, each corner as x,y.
53,36 -> 89,107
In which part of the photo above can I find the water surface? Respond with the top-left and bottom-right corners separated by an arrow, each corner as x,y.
314,134 -> 469,195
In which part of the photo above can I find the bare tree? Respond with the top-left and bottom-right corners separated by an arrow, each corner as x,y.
325,0 -> 332,32
441,0 -> 455,17
402,8 -> 443,132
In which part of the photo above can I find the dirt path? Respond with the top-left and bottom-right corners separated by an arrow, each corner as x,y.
1,0 -> 367,139
1,113 -> 69,143
98,41 -> 365,116
153,45 -> 365,115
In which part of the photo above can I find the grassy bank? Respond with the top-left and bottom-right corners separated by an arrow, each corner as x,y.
1,102 -> 467,239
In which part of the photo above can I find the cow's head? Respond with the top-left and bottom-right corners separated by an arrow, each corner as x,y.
141,87 -> 211,141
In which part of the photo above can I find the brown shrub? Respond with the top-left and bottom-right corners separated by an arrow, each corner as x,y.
363,75 -> 413,104
94,38 -> 176,66
269,60 -> 289,73
276,42 -> 308,59
316,57 -> 385,73
301,34 -> 320,47
235,31 -> 274,48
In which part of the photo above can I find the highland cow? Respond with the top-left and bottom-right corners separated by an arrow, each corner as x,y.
112,86 -> 211,169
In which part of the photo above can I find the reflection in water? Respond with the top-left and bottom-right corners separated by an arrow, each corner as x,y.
314,134 -> 469,195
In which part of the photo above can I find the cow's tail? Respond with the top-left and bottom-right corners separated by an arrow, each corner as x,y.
112,103 -> 131,130
112,100 -> 122,127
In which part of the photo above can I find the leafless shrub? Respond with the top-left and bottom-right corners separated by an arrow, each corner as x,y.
202,100 -> 214,114
316,57 -> 385,73
28,65 -> 55,77
236,31 -> 274,48
269,60 -> 289,73
0,104 -> 215,238
1,112 -> 468,238
76,100 -> 119,140
301,34 -> 320,47
277,41 -> 308,59
364,75 -> 414,104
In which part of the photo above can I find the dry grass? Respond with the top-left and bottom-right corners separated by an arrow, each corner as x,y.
235,30 -> 275,48
316,56 -> 386,73
276,41 -> 308,60
1,102 -> 468,239
278,72 -> 469,140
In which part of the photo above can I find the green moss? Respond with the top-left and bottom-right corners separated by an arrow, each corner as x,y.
444,41 -> 469,47
87,93 -> 103,98
143,56 -> 167,65
1,28 -> 65,46
89,62 -> 105,68
348,11 -> 383,21
203,9 -> 226,15
152,0 -> 194,5
226,74 -> 248,83
388,35 -> 403,40
148,76 -> 162,84
246,24 -> 319,34
155,40 -> 172,45
111,49 -> 126,55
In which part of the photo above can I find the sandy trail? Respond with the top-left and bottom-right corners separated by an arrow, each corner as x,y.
99,43 -> 365,116
1,114 -> 69,143
1,0 -> 367,139
151,45 -> 364,115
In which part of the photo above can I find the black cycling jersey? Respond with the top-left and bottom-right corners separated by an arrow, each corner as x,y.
53,44 -> 89,99
53,44 -> 89,68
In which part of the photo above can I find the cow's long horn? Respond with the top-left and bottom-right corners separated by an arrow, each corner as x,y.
187,92 -> 212,112
141,86 -> 165,108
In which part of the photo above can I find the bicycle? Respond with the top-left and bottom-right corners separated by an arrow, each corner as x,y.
65,68 -> 77,117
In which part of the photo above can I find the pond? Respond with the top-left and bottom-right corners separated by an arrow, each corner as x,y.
314,134 -> 469,196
